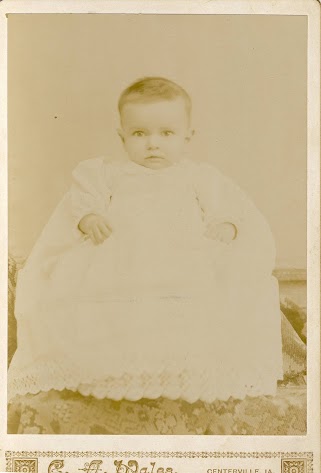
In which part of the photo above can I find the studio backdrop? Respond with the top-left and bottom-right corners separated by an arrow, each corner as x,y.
8,14 -> 307,270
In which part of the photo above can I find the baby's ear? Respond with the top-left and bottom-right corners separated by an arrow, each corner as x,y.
117,128 -> 125,143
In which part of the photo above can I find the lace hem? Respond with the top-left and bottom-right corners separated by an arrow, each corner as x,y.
8,357 -> 281,404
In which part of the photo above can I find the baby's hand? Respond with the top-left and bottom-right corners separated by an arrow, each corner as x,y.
204,222 -> 237,244
78,213 -> 112,245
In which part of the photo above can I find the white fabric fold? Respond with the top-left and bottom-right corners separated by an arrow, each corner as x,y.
9,157 -> 283,403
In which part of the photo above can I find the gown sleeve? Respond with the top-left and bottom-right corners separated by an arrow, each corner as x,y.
193,162 -> 276,277
70,157 -> 112,235
192,163 -> 283,382
14,157 -> 113,320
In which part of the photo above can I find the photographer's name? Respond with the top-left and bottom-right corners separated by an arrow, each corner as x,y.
48,458 -> 177,473
47,459 -> 274,473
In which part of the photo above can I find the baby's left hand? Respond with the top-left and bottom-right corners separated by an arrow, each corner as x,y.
204,222 -> 237,244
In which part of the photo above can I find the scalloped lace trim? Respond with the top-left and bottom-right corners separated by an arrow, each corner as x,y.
8,357 -> 280,403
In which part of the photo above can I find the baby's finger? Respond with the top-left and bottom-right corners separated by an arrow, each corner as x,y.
97,222 -> 111,239
92,226 -> 105,244
88,230 -> 98,245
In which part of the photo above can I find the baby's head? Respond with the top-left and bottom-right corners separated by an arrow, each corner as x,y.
118,77 -> 194,169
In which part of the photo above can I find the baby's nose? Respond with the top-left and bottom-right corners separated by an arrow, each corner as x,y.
147,134 -> 160,149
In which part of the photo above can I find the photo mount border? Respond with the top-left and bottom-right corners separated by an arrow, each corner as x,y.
0,1 -> 319,473
4,451 -> 314,473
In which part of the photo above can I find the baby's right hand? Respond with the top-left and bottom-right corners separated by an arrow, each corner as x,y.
78,213 -> 112,245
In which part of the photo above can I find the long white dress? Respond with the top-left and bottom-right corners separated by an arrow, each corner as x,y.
8,157 -> 283,403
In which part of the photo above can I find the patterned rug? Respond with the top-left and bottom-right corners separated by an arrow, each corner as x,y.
7,256 -> 307,435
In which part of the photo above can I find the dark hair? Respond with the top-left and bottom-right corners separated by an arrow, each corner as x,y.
118,77 -> 192,116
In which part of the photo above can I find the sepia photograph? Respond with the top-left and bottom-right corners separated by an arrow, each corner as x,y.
0,0 -> 320,471
5,11 -> 310,438
4,11 -> 310,438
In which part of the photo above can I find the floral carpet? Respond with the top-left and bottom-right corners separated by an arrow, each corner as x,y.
7,256 -> 307,435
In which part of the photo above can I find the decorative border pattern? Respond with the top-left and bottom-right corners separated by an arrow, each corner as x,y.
5,451 -> 313,473
11,458 -> 38,473
281,458 -> 307,473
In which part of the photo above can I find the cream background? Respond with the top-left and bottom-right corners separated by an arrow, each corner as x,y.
8,14 -> 307,268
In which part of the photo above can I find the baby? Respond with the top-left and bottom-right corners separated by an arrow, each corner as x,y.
79,78 -> 236,246
8,77 -> 283,405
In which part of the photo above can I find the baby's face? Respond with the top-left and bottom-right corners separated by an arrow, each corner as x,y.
118,98 -> 193,169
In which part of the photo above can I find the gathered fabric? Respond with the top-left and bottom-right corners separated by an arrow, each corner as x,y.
8,157 -> 283,402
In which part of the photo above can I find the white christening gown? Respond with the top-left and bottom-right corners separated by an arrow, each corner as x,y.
8,158 -> 283,403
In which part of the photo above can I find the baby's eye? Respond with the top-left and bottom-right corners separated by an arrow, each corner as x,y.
161,130 -> 174,136
132,131 -> 145,137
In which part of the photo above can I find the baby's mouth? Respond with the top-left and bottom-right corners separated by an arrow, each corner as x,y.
145,156 -> 165,160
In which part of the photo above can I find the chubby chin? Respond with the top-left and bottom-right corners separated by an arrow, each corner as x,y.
128,155 -> 174,169
143,156 -> 172,168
